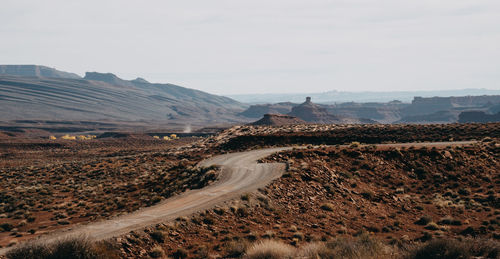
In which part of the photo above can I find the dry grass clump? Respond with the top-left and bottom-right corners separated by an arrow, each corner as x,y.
297,242 -> 332,258
149,245 -> 165,258
6,236 -> 119,259
244,239 -> 294,259
406,238 -> 500,259
242,234 -> 394,259
241,237 -> 499,259
322,234 -> 394,259
226,240 -> 250,258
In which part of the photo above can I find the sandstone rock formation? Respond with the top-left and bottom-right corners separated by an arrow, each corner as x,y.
238,102 -> 296,118
402,95 -> 500,116
250,114 -> 306,126
287,97 -> 342,123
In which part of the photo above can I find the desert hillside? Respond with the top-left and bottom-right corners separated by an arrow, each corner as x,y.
0,66 -> 246,124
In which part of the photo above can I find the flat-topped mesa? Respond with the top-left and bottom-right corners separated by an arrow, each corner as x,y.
250,113 -> 306,126
288,97 -> 342,124
0,65 -> 81,79
404,95 -> 500,116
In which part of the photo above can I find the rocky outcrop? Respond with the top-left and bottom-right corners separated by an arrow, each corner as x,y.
84,72 -> 134,87
288,97 -> 342,123
250,114 -> 306,126
238,102 -> 296,118
130,77 -> 150,84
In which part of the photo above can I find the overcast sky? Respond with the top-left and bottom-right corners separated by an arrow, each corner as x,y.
1,0 -> 499,95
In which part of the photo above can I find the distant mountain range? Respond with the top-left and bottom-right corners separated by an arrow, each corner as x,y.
229,89 -> 500,104
1,65 -> 499,127
239,95 -> 500,124
0,65 -> 246,124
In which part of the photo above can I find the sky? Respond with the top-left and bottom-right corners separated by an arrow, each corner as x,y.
1,0 -> 500,95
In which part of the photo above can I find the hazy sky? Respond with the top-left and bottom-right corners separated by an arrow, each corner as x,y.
1,0 -> 499,95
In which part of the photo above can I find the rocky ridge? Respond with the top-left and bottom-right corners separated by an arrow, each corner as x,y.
250,114 -> 306,126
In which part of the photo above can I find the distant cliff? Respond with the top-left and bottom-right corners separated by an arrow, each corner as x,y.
403,95 -> 500,116
458,111 -> 500,123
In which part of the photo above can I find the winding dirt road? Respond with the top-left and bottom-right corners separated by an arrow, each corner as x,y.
0,141 -> 477,255
0,147 -> 291,255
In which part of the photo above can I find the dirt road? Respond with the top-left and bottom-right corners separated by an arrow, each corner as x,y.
0,147 -> 291,255
0,141 -> 477,255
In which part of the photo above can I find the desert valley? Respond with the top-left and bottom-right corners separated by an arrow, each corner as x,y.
3,3 -> 500,259
0,65 -> 499,259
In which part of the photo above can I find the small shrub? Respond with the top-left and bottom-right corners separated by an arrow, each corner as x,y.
407,239 -> 469,259
149,246 -> 165,258
361,190 -> 375,200
425,222 -> 440,231
203,216 -> 215,225
6,237 -> 119,259
415,167 -> 427,180
236,207 -> 248,217
226,240 -> 249,258
194,245 -> 209,258
293,232 -> 304,241
150,230 -> 166,243
0,223 -> 14,231
57,220 -> 70,225
172,248 -> 188,259
214,207 -> 225,215
262,230 -> 275,239
320,203 -> 335,212
415,216 -> 433,225
438,217 -> 462,226
241,193 -> 250,201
